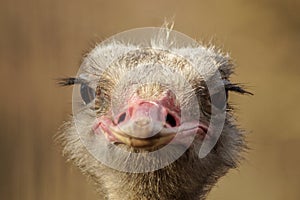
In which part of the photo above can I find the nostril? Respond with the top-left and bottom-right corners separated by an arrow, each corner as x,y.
166,113 -> 177,127
117,112 -> 126,124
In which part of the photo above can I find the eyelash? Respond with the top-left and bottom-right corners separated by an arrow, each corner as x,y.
224,83 -> 253,95
58,77 -> 96,104
58,77 -> 252,106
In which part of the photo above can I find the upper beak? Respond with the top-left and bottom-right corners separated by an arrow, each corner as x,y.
115,101 -> 167,139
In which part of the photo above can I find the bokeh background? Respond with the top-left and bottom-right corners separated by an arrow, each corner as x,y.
1,0 -> 300,199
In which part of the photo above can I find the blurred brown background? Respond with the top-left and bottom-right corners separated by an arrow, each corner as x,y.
1,0 -> 300,199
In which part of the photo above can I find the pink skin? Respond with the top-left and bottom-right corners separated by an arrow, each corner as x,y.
93,91 -> 208,148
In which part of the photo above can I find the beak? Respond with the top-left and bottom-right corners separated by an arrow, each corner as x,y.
93,100 -> 208,149
115,101 -> 167,139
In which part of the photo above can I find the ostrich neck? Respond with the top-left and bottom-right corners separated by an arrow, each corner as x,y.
99,165 -> 211,200
58,121 -> 238,200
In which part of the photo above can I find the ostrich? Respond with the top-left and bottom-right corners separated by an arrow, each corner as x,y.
57,26 -> 251,200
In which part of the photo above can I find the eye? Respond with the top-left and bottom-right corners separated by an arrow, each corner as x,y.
210,90 -> 227,110
80,83 -> 96,104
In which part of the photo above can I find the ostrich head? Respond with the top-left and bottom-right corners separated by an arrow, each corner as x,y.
57,27 -> 251,200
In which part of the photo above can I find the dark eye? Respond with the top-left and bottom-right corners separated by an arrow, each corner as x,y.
80,83 -> 96,104
210,90 -> 227,110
